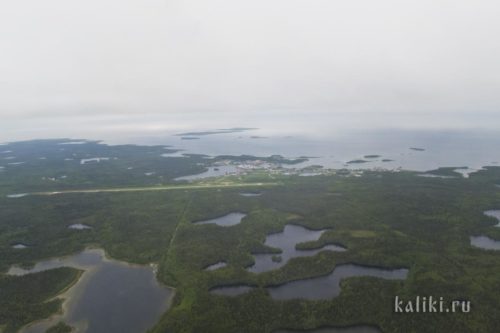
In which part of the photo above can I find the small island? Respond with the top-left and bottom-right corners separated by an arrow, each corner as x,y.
347,159 -> 370,164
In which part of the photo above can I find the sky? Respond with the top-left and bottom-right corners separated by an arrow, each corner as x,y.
1,0 -> 500,141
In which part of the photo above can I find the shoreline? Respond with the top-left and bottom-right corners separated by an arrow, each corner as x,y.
12,247 -> 176,333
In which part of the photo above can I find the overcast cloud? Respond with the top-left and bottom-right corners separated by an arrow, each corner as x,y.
1,0 -> 500,139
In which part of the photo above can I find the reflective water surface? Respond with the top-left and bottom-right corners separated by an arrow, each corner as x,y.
193,212 -> 247,227
248,224 -> 346,273
211,264 -> 408,300
205,261 -> 227,271
470,236 -> 500,251
484,210 -> 500,227
267,264 -> 408,300
9,249 -> 174,333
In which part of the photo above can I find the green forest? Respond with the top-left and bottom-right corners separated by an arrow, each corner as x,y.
1,140 -> 500,332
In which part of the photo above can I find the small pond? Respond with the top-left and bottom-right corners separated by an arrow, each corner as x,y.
7,193 -> 28,198
12,243 -> 28,249
484,210 -> 500,227
239,192 -> 262,197
80,157 -> 110,165
205,261 -> 227,271
193,212 -> 246,227
470,236 -> 500,250
68,224 -> 92,230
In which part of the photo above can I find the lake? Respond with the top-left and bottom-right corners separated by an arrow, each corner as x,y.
248,224 -> 346,273
9,249 -> 174,333
267,264 -> 408,300
210,264 -> 408,299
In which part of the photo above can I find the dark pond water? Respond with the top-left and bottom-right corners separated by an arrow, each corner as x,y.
239,192 -> 263,197
274,326 -> 380,333
470,236 -> 500,250
211,264 -> 407,300
194,212 -> 246,227
248,224 -> 346,273
267,264 -> 408,300
205,261 -> 227,271
68,223 -> 92,230
6,193 -> 28,198
9,249 -> 174,333
484,210 -> 500,227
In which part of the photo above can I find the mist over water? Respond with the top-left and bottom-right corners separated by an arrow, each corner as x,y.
3,111 -> 500,172
2,111 -> 499,144
2,1 -> 500,171
1,0 -> 499,170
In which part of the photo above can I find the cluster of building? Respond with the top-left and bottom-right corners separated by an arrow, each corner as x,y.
211,159 -> 372,179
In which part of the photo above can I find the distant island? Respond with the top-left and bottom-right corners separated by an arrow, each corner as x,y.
175,128 -> 258,136
347,159 -> 370,164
